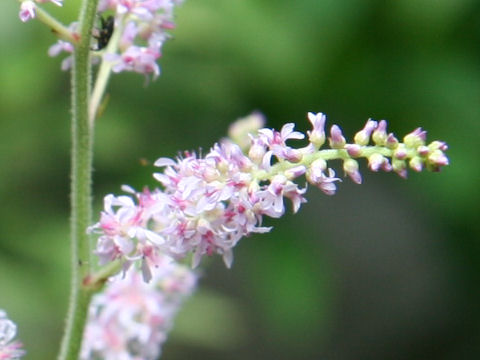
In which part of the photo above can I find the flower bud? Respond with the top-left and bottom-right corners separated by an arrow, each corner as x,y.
386,133 -> 399,149
248,141 -> 266,164
228,112 -> 265,150
393,145 -> 408,160
285,165 -> 307,180
345,144 -> 362,157
417,145 -> 430,157
428,150 -> 449,167
343,159 -> 362,184
354,119 -> 377,145
409,156 -> 423,172
307,112 -> 326,147
368,153 -> 385,172
372,120 -> 388,145
429,140 -> 448,152
404,128 -> 427,148
328,125 -> 346,149
392,159 -> 408,178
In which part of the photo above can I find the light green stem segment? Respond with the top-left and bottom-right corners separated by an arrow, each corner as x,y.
255,146 -> 396,181
33,5 -> 78,43
57,0 -> 99,359
89,18 -> 123,125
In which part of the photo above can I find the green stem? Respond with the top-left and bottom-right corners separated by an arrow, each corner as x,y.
34,6 -> 79,44
57,0 -> 99,359
83,259 -> 125,291
254,146 -> 399,181
89,18 -> 123,125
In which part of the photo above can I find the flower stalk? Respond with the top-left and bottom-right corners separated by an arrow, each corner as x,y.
88,17 -> 123,125
89,113 -> 449,279
57,0 -> 100,359
35,6 -> 79,43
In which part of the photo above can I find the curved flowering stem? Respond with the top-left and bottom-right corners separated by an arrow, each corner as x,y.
89,112 -> 449,281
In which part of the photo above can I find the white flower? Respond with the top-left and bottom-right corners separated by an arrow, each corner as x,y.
0,310 -> 25,360
81,259 -> 196,360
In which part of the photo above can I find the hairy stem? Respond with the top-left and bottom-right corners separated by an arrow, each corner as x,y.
57,0 -> 99,359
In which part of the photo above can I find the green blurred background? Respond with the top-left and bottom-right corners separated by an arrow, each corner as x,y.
1,0 -> 479,359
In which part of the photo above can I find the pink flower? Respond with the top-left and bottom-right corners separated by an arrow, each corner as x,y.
43,0 -> 182,77
108,45 -> 161,79
307,112 -> 326,147
37,0 -> 63,5
81,259 -> 196,360
91,112 -> 449,274
307,159 -> 341,195
0,311 -> 25,360
19,1 -> 35,23
258,123 -> 304,162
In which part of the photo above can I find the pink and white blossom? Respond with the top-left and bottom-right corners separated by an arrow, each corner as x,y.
19,1 -> 36,23
45,0 -> 183,78
0,310 -> 25,360
81,258 -> 196,360
90,112 -> 449,275
18,0 -> 63,22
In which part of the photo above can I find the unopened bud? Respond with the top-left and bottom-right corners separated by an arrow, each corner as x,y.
343,159 -> 362,184
386,133 -> 398,149
417,145 -> 430,157
368,153 -> 384,172
409,156 -> 423,172
392,159 -> 407,178
354,119 -> 377,145
307,112 -> 326,147
404,128 -> 427,148
328,125 -> 346,149
372,120 -> 388,145
345,144 -> 362,157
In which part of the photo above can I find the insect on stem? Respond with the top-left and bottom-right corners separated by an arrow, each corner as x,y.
92,15 -> 114,51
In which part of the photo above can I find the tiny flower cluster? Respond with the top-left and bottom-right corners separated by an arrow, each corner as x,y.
0,310 -> 25,360
46,0 -> 183,78
89,112 -> 449,276
19,0 -> 62,23
81,257 -> 196,360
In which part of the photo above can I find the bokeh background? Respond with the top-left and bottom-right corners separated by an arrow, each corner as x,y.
1,0 -> 479,359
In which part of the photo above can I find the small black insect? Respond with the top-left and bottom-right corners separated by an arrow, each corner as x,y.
93,15 -> 114,51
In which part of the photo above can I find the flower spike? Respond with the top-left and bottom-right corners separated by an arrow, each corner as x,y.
90,112 -> 449,277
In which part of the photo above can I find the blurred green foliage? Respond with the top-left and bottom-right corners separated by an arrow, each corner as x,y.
1,0 -> 479,359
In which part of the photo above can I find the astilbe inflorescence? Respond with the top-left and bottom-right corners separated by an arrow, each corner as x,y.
19,0 -> 183,79
81,255 -> 197,360
0,310 -> 25,360
89,112 -> 449,280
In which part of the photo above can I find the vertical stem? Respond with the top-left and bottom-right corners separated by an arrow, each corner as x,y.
88,19 -> 123,125
57,0 -> 99,359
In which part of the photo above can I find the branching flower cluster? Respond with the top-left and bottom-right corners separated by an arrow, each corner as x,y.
89,112 -> 449,279
13,2 -> 451,359
81,256 -> 196,360
0,310 -> 25,360
19,0 -> 183,78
